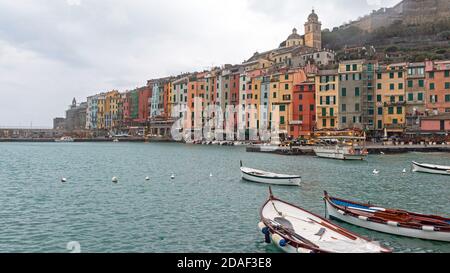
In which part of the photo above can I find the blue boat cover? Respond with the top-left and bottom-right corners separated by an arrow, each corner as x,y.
331,198 -> 373,211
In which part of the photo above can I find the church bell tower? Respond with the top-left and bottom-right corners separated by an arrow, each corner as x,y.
304,9 -> 322,50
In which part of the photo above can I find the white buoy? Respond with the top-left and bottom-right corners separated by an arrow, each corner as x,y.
112,177 -> 118,183
61,177 -> 67,183
209,173 -> 213,177
402,169 -> 407,174
145,176 -> 150,181
171,174 -> 175,179
373,169 -> 380,175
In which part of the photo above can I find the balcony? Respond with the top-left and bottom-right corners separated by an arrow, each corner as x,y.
384,101 -> 406,107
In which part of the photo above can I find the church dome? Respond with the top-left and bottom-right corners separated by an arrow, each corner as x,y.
308,9 -> 318,22
287,28 -> 302,40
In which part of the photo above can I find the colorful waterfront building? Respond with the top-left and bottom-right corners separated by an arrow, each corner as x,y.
315,69 -> 339,130
338,60 -> 364,130
405,62 -> 426,131
291,76 -> 316,138
96,93 -> 106,130
425,60 -> 450,114
129,89 -> 139,122
375,63 -> 406,135
137,86 -> 151,123
105,90 -> 121,130
86,94 -> 98,130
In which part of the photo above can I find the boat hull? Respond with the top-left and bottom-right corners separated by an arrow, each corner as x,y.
241,169 -> 301,186
412,162 -> 450,175
325,199 -> 450,242
313,147 -> 366,160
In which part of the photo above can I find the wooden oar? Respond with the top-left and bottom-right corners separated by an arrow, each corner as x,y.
267,218 -> 320,249
308,217 -> 358,241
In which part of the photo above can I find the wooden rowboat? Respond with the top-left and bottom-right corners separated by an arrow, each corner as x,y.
240,161 -> 301,186
258,188 -> 391,253
324,191 -> 450,242
412,161 -> 450,175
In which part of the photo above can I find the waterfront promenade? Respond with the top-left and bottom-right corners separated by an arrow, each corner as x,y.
246,143 -> 450,155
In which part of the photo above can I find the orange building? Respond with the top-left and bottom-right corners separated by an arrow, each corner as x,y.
426,60 -> 450,114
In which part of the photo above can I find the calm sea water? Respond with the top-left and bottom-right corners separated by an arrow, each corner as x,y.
0,142 -> 449,253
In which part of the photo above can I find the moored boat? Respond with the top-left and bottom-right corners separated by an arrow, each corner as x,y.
240,161 -> 301,186
313,145 -> 368,160
324,191 -> 450,242
312,130 -> 368,161
259,188 -> 391,253
412,161 -> 450,175
55,136 -> 74,142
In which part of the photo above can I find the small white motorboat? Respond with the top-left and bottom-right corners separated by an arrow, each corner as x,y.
412,161 -> 450,175
259,188 -> 391,253
240,161 -> 301,186
55,136 -> 74,142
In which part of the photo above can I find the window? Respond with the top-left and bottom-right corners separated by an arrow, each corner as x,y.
418,80 -> 424,88
407,80 -> 413,88
446,71 -> 450,77
299,105 -> 303,111
429,72 -> 434,79
322,119 -> 327,127
398,83 -> 403,90
446,95 -> 450,102
377,83 -> 382,90
285,84 -> 289,90
346,65 -> 351,71
352,64 -> 357,71
389,72 -> 394,79
283,95 -> 291,101
377,95 -> 382,102
399,95 -> 404,102
325,96 -> 330,105
378,120 -> 382,129
299,94 -> 303,100
322,108 -> 326,116
310,104 -> 314,111
418,93 -> 423,101
273,92 -> 277,98
446,82 -> 450,89
398,72 -> 403,78
341,88 -> 347,97
330,118 -> 335,127
355,87 -> 360,97
388,107 -> 394,115
430,83 -> 435,90
408,93 -> 414,101
377,73 -> 382,80
355,103 -> 360,111
280,116 -> 285,124
342,104 -> 346,112
397,107 -> 402,114
368,95 -> 373,101
285,74 -> 289,80
378,107 -> 383,115
393,118 -> 398,124
390,96 -> 395,103
342,116 -> 347,124
390,84 -> 395,90
330,108 -> 334,117
279,105 -> 286,112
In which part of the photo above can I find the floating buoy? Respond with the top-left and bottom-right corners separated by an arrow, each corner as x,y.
61,177 -> 67,183
373,169 -> 380,175
402,169 -> 407,174
209,173 -> 213,177
171,174 -> 175,179
112,177 -> 118,183
145,176 -> 150,181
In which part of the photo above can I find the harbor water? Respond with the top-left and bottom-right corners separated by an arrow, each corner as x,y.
0,142 -> 449,253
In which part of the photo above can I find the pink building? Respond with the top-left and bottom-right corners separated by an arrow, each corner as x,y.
420,114 -> 450,132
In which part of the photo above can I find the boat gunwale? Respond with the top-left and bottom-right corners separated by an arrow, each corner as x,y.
324,192 -> 450,232
412,161 -> 450,172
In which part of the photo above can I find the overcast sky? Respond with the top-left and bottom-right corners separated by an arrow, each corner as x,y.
0,0 -> 400,127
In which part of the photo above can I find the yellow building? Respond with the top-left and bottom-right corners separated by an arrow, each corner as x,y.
97,93 -> 106,129
375,63 -> 406,134
316,70 -> 339,129
105,90 -> 121,129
